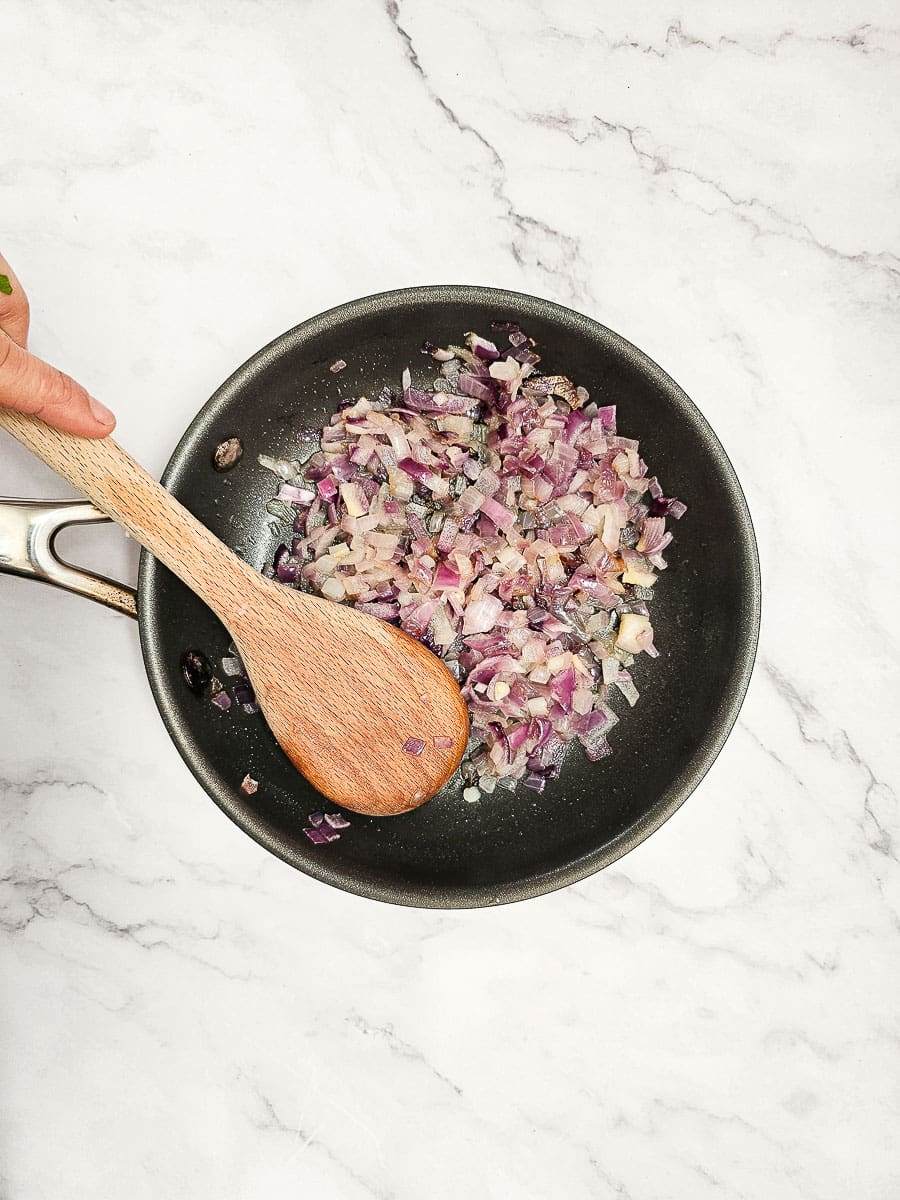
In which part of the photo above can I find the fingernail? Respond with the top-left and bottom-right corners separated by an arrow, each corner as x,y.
88,395 -> 115,427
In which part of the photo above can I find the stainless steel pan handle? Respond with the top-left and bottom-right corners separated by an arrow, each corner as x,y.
0,497 -> 137,618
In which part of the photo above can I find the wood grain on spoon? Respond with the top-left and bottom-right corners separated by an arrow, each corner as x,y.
0,410 -> 469,815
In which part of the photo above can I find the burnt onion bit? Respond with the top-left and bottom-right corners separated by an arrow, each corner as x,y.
180,649 -> 213,694
212,436 -> 244,471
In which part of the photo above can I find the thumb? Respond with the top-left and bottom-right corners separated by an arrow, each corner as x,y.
0,329 -> 115,438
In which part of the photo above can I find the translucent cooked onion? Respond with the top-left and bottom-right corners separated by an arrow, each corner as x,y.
262,325 -> 685,794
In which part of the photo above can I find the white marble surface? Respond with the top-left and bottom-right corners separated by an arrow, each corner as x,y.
2,2 -> 898,1196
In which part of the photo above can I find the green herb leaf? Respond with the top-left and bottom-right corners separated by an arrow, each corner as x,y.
0,275 -> 12,296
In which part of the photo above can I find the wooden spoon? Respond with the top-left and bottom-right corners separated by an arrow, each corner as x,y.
0,411 -> 469,816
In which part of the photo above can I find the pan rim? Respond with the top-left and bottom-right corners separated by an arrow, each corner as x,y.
138,283 -> 761,908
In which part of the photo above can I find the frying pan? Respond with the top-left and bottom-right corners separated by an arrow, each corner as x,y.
0,285 -> 761,907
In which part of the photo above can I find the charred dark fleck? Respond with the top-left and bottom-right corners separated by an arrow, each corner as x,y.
212,437 -> 243,471
181,649 -> 213,694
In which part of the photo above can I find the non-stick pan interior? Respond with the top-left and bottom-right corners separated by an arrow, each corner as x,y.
138,285 -> 760,907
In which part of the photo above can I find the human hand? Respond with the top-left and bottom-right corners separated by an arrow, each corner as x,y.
0,251 -> 115,438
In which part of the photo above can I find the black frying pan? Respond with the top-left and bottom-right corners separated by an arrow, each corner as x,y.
1,286 -> 760,907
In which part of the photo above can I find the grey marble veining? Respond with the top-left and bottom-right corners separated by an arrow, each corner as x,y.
1,2 -> 898,1197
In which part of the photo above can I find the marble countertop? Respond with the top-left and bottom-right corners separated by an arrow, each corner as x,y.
2,3 -> 898,1197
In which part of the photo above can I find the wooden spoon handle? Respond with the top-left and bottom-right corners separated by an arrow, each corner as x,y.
0,409 -> 251,615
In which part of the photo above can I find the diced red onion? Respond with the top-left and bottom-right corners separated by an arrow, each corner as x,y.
479,495 -> 515,531
475,467 -> 501,496
650,495 -> 688,519
462,595 -> 504,635
433,561 -> 461,590
276,555 -> 301,584
277,483 -> 316,505
233,681 -> 259,714
323,812 -> 351,829
458,373 -> 496,403
260,324 -> 682,794
405,390 -> 473,415
467,332 -> 500,361
436,517 -> 459,554
458,486 -> 485,515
